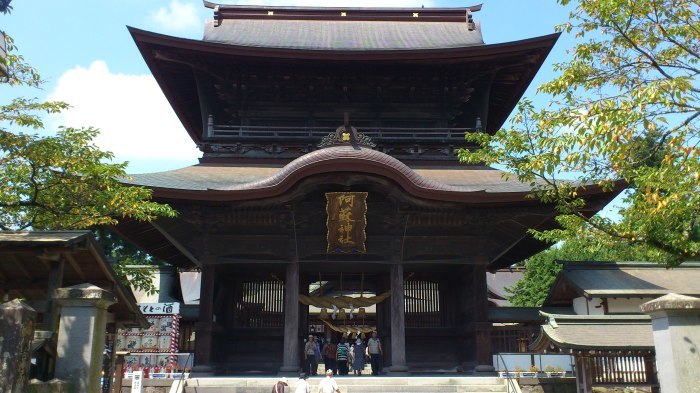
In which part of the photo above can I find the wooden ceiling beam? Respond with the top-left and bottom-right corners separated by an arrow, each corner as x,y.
9,254 -> 33,280
64,253 -> 87,282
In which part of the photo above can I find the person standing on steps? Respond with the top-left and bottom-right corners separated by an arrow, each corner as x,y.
317,369 -> 341,393
352,337 -> 365,375
313,336 -> 322,375
366,331 -> 383,376
322,339 -> 337,375
295,373 -> 310,393
272,377 -> 288,393
336,336 -> 350,375
304,335 -> 317,376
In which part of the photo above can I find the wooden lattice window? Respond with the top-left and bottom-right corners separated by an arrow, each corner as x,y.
404,280 -> 444,327
590,354 -> 657,385
235,280 -> 285,328
490,326 -> 536,353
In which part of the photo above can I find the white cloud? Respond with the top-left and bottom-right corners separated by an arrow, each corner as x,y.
47,61 -> 201,173
151,0 -> 201,33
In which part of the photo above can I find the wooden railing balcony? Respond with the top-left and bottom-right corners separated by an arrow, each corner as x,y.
205,124 -> 473,143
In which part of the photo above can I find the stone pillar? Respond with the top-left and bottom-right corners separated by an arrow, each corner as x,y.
640,293 -> 700,393
54,283 -> 117,393
388,263 -> 408,374
0,299 -> 36,393
280,261 -> 301,374
193,264 -> 215,374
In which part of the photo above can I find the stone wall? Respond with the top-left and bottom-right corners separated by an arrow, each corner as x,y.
0,299 -> 36,393
517,377 -> 576,393
517,378 -> 651,393
26,379 -> 72,393
119,379 -> 176,393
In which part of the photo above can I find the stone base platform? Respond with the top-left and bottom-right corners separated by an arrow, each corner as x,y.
183,376 -> 507,393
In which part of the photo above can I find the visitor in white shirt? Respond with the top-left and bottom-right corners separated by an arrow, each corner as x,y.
317,369 -> 340,393
295,373 -> 310,393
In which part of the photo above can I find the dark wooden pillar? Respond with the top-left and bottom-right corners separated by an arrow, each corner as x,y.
44,255 -> 65,330
194,264 -> 215,373
473,263 -> 493,367
454,265 -> 472,368
280,261 -> 301,373
299,274 -> 309,341
644,354 -> 660,393
110,351 -> 128,393
375,272 -> 391,365
388,263 -> 408,374
575,356 -> 593,393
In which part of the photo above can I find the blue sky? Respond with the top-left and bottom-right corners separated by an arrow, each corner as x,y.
1,0 -> 575,174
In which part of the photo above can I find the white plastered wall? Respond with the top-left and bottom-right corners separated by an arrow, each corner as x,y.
607,297 -> 654,314
572,296 -> 605,315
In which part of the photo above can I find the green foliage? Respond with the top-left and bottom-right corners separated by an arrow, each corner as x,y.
0,0 -> 13,15
94,227 -> 162,295
1,33 -> 176,292
0,34 -> 177,231
459,0 -> 699,265
507,218 -> 669,307
0,127 -> 177,230
1,34 -> 42,87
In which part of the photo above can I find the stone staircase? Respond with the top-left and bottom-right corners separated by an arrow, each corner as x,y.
183,376 -> 507,393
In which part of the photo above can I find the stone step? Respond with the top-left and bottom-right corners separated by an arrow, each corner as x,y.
185,386 -> 507,393
184,376 -> 506,393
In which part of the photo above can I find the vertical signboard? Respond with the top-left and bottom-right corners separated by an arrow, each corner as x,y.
326,192 -> 368,254
131,370 -> 143,393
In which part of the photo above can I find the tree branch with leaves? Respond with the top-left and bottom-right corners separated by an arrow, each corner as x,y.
459,0 -> 699,266
1,29 -> 177,292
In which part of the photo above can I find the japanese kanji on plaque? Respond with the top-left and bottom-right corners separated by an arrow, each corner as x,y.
326,192 -> 367,254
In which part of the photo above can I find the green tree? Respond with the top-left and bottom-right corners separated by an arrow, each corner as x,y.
93,227 -> 163,295
459,0 -> 699,266
1,32 -> 176,291
507,218 -> 667,306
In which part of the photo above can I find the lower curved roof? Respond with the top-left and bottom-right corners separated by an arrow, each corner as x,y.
120,147 -> 622,269
127,145 -> 547,204
531,313 -> 653,352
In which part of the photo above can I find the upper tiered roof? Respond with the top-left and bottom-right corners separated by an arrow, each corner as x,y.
129,4 -> 559,162
203,4 -> 484,51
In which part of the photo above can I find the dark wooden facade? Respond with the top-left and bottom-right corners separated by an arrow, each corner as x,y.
115,4 -> 620,374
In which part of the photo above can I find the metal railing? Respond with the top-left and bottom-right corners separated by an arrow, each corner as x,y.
205,124 -> 472,141
497,353 -> 520,393
170,353 -> 193,393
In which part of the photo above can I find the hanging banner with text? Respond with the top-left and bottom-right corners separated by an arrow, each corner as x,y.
326,192 -> 367,254
138,302 -> 180,315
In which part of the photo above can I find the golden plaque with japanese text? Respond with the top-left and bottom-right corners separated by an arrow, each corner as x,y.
326,192 -> 367,253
